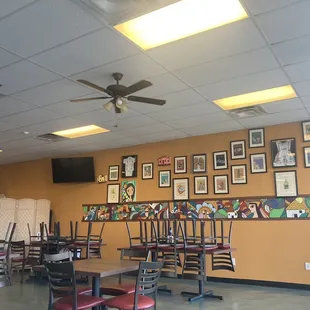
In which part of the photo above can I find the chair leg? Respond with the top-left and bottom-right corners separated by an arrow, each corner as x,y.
21,262 -> 25,284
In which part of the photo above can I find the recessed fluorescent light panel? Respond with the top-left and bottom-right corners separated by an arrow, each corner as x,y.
0,149 -> 2,153
114,0 -> 248,50
213,85 -> 297,111
53,125 -> 109,139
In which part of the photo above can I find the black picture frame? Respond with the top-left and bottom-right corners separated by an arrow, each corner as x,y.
142,163 -> 153,180
230,140 -> 246,160
304,147 -> 310,168
249,128 -> 265,148
192,154 -> 207,173
250,153 -> 267,174
302,121 -> 310,142
213,175 -> 229,194
158,170 -> 171,188
108,165 -> 119,181
231,164 -> 247,184
274,170 -> 298,198
194,176 -> 208,195
174,156 -> 187,174
271,138 -> 296,168
213,151 -> 228,170
173,178 -> 189,200
121,155 -> 138,178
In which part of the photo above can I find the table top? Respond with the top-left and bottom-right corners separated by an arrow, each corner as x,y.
74,259 -> 139,278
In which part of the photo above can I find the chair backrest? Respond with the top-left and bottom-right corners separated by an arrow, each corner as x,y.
134,261 -> 163,310
4,222 -> 12,242
45,251 -> 73,263
126,221 -> 144,248
45,261 -> 77,309
11,240 -> 25,259
4,223 -> 16,252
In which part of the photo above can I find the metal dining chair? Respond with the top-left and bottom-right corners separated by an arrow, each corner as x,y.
44,261 -> 105,310
102,260 -> 163,310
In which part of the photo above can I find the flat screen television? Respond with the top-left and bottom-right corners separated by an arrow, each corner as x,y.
51,157 -> 95,183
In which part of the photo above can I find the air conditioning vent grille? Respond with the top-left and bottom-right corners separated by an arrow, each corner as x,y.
35,133 -> 68,142
229,106 -> 267,118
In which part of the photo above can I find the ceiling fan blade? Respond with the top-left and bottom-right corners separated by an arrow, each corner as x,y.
77,79 -> 114,96
123,80 -> 152,96
70,96 -> 111,103
127,95 -> 166,106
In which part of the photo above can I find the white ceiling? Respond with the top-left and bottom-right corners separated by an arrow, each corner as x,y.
0,0 -> 310,165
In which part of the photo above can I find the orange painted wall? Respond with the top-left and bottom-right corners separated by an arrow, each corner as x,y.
0,121 -> 310,284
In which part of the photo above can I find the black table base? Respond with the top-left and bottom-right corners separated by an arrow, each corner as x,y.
181,290 -> 223,302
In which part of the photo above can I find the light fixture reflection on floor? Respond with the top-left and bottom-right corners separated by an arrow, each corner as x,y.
114,0 -> 248,50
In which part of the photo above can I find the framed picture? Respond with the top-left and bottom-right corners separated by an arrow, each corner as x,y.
121,180 -> 136,202
174,156 -> 187,174
173,178 -> 189,200
249,128 -> 265,148
213,151 -> 228,170
304,147 -> 310,168
107,184 -> 120,204
231,165 -> 247,184
230,140 -> 246,160
274,171 -> 298,197
142,163 -> 153,180
302,121 -> 310,142
108,165 -> 119,181
121,155 -> 138,178
214,175 -> 229,194
250,153 -> 267,174
192,154 -> 206,173
194,176 -> 208,195
159,170 -> 171,188
271,138 -> 296,168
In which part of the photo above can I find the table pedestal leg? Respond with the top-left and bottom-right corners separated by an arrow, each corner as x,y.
92,276 -> 100,310
158,285 -> 172,294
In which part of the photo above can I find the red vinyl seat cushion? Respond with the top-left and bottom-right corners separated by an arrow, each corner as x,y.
217,244 -> 231,249
54,287 -> 92,297
187,245 -> 218,253
53,295 -> 104,310
100,283 -> 136,296
11,258 -> 25,263
103,293 -> 155,310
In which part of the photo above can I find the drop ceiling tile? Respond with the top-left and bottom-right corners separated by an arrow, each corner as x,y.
128,88 -> 206,114
0,108 -> 64,128
0,120 -> 17,131
1,137 -> 50,151
45,93 -> 103,116
147,101 -> 221,122
256,1 -> 310,44
238,108 -> 309,128
12,79 -> 94,106
168,111 -> 233,129
245,0 -> 300,15
175,47 -> 279,87
0,96 -> 36,117
0,0 -> 103,57
147,19 -> 266,71
136,130 -> 189,144
197,68 -> 289,100
70,53 -> 167,92
0,60 -> 61,95
272,35 -> 310,65
182,120 -> 244,136
31,28 -> 140,76
294,80 -> 310,96
302,96 -> 310,106
284,61 -> 310,82
111,115 -> 158,131
262,98 -> 304,114
72,109 -> 122,125
134,73 -> 188,98
120,123 -> 175,138
18,117 -> 88,136
0,47 -> 22,69
0,0 -> 36,19
0,130 -> 26,143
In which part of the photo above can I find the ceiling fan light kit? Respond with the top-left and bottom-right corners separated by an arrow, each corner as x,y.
72,72 -> 166,114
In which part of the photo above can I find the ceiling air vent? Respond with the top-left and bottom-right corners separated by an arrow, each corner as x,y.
79,0 -> 178,24
229,106 -> 267,119
35,133 -> 69,142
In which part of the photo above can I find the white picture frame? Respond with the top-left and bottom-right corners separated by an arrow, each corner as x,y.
173,178 -> 189,200
274,171 -> 298,197
107,184 -> 120,203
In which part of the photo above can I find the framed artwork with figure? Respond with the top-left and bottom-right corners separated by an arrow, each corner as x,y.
271,138 -> 296,168
174,156 -> 187,174
122,155 -> 138,178
274,171 -> 298,197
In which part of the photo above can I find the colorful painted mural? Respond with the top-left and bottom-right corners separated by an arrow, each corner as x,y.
83,197 -> 310,221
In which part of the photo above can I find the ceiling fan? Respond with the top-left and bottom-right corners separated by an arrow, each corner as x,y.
70,73 -> 166,113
